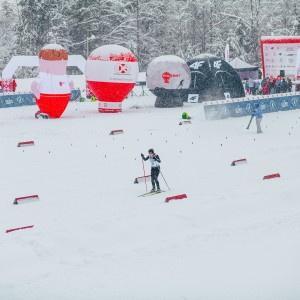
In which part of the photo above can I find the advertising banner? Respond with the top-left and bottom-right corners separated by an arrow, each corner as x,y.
0,89 -> 81,109
296,48 -> 300,80
203,93 -> 300,120
260,36 -> 300,79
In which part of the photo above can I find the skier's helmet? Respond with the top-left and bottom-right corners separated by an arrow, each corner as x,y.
148,148 -> 154,154
254,102 -> 259,108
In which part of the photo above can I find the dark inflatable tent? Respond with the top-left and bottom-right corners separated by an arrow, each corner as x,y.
185,54 -> 245,102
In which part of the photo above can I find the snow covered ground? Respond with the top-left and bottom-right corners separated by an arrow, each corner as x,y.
1,83 -> 300,300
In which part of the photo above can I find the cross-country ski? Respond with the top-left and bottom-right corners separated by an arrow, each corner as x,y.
138,190 -> 165,197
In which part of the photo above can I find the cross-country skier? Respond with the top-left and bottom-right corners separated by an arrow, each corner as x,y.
252,103 -> 263,133
141,148 -> 161,192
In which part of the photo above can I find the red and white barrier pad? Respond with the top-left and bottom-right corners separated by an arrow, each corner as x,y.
134,175 -> 151,184
109,130 -> 124,135
6,225 -> 34,233
13,194 -> 39,205
165,194 -> 187,203
263,173 -> 281,180
231,158 -> 247,166
17,141 -> 35,147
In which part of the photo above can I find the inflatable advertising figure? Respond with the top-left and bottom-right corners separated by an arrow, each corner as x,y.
146,55 -> 191,108
86,45 -> 139,113
31,44 -> 74,118
186,54 -> 245,102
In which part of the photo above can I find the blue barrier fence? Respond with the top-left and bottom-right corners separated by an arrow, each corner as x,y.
0,89 -> 81,109
203,92 -> 300,120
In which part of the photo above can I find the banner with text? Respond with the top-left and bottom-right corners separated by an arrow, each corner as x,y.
0,89 -> 81,109
203,92 -> 300,120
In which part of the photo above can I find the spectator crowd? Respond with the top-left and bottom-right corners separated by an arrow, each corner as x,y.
0,79 -> 17,92
244,76 -> 293,95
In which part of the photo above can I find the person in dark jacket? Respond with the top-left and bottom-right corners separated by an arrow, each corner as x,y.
12,79 -> 17,92
268,78 -> 275,94
281,78 -> 287,93
141,148 -> 161,192
252,103 -> 263,133
287,78 -> 292,92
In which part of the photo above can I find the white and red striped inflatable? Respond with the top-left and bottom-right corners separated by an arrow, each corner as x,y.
86,45 -> 139,113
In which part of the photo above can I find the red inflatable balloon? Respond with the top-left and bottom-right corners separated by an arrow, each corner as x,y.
31,44 -> 74,118
86,45 -> 139,113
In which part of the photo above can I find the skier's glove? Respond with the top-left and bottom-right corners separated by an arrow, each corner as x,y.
141,153 -> 144,158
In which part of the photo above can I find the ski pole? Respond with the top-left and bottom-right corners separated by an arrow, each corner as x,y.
160,169 -> 170,190
142,157 -> 148,191
246,115 -> 254,130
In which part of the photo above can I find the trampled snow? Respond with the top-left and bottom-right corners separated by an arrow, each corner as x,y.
1,83 -> 300,299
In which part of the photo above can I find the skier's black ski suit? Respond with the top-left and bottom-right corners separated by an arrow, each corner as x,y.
141,152 -> 161,191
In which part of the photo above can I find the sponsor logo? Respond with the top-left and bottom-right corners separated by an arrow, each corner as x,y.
222,106 -> 229,115
214,60 -> 222,69
114,63 -> 131,74
270,101 -> 276,110
162,72 -> 180,84
246,103 -> 253,112
291,98 -> 298,107
17,96 -> 23,104
224,92 -> 230,99
5,99 -> 13,105
281,100 -> 289,108
187,94 -> 199,103
59,81 -> 65,86
235,106 -> 243,114
189,61 -> 205,69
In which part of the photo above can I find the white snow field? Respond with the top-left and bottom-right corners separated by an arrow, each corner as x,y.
1,83 -> 300,300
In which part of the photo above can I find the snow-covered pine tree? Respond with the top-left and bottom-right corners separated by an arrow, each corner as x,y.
278,0 -> 300,36
67,0 -> 127,59
5,0 -> 300,75
67,0 -> 98,57
15,0 -> 72,54
0,0 -> 17,71
227,18 -> 251,63
119,0 -> 170,70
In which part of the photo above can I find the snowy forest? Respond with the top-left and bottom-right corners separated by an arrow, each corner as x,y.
0,0 -> 299,75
